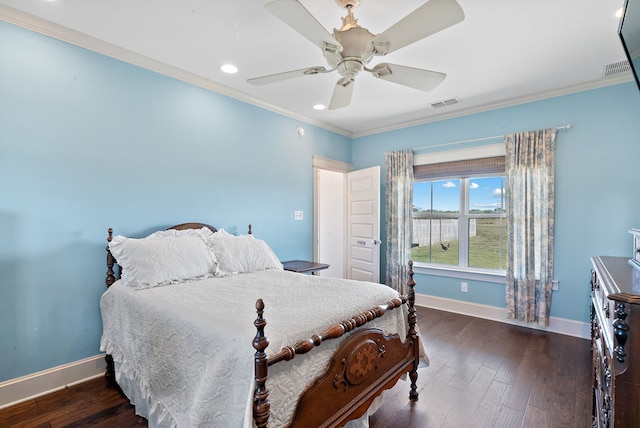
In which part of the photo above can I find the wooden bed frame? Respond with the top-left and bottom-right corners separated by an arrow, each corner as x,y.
104,223 -> 420,428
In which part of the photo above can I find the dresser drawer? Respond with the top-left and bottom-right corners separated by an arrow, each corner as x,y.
592,315 -> 613,428
592,270 -> 614,354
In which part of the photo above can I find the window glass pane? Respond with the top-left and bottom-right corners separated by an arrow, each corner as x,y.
411,218 -> 433,263
412,182 -> 433,263
468,176 -> 505,213
410,218 -> 459,266
468,218 -> 507,269
412,181 -> 459,266
428,218 -> 459,265
433,179 -> 460,213
413,181 -> 432,213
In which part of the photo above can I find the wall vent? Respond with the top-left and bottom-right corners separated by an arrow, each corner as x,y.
603,60 -> 631,77
430,97 -> 460,108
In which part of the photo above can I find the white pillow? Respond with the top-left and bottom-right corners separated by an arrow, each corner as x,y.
109,229 -> 217,289
147,226 -> 216,240
208,232 -> 282,277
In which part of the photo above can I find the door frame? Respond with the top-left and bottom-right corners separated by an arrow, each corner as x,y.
313,156 -> 353,277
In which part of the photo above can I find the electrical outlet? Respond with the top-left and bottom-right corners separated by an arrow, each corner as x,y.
552,280 -> 559,291
294,211 -> 303,220
461,282 -> 468,292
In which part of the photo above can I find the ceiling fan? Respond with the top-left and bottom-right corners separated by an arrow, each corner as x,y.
247,0 -> 465,110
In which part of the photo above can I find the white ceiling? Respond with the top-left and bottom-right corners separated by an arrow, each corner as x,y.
0,0 -> 631,137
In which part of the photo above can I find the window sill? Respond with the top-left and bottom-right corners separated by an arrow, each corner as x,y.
412,263 -> 506,284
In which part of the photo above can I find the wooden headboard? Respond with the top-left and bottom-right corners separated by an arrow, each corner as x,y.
105,222 -> 252,288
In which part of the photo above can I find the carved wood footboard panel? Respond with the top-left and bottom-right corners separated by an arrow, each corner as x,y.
253,261 -> 419,428
290,328 -> 417,427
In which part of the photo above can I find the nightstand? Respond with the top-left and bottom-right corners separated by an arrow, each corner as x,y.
282,260 -> 330,275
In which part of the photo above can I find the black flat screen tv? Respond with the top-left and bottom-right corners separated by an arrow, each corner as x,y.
620,0 -> 640,91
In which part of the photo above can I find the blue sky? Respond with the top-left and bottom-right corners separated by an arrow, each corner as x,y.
414,177 -> 505,212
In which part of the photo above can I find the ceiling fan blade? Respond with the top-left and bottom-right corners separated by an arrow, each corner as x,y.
265,0 -> 341,51
372,0 -> 464,55
368,63 -> 446,92
247,66 -> 330,85
328,79 -> 354,110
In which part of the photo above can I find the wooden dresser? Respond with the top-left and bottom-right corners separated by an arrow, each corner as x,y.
591,256 -> 640,427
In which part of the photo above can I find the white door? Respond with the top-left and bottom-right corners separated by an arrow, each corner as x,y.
347,166 -> 381,282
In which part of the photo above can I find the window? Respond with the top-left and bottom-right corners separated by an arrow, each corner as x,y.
411,153 -> 506,273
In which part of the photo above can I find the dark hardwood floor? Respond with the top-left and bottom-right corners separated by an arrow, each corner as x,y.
0,307 -> 592,428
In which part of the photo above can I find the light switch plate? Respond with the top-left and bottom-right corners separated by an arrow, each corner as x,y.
294,211 -> 303,220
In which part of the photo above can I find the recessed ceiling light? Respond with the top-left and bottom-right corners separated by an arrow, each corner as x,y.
220,64 -> 238,74
313,104 -> 326,110
616,7 -> 624,18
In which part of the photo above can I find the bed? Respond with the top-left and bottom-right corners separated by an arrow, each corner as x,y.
100,222 -> 424,427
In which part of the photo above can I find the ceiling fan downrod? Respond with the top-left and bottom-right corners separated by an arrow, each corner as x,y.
336,0 -> 361,32
335,0 -> 361,9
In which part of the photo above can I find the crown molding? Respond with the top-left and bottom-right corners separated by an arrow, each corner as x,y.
352,73 -> 634,138
1,4 -> 632,140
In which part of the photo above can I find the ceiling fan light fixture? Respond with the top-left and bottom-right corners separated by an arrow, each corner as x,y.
333,27 -> 375,58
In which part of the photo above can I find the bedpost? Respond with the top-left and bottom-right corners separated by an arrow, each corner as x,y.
106,228 -> 116,288
253,299 -> 270,428
248,224 -> 252,235
407,260 -> 419,401
105,228 -> 117,384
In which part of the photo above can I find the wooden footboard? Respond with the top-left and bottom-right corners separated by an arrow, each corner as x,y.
253,261 -> 419,428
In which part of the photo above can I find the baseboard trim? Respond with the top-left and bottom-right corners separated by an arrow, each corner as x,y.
0,354 -> 106,409
415,293 -> 590,340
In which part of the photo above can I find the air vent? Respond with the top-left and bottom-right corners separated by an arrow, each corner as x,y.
603,60 -> 631,77
430,97 -> 460,108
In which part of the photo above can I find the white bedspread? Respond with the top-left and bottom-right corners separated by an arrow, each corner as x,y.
100,270 -> 419,428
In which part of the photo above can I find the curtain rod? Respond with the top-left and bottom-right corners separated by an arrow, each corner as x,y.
412,124 -> 572,152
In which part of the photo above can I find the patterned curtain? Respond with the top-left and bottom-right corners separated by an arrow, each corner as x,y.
504,129 -> 556,326
385,150 -> 414,294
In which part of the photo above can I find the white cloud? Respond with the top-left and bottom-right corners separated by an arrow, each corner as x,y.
442,181 -> 456,188
492,188 -> 504,197
469,182 -> 479,189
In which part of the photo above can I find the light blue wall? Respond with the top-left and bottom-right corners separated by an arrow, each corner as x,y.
0,21 -> 351,382
352,82 -> 640,324
3,16 -> 640,384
